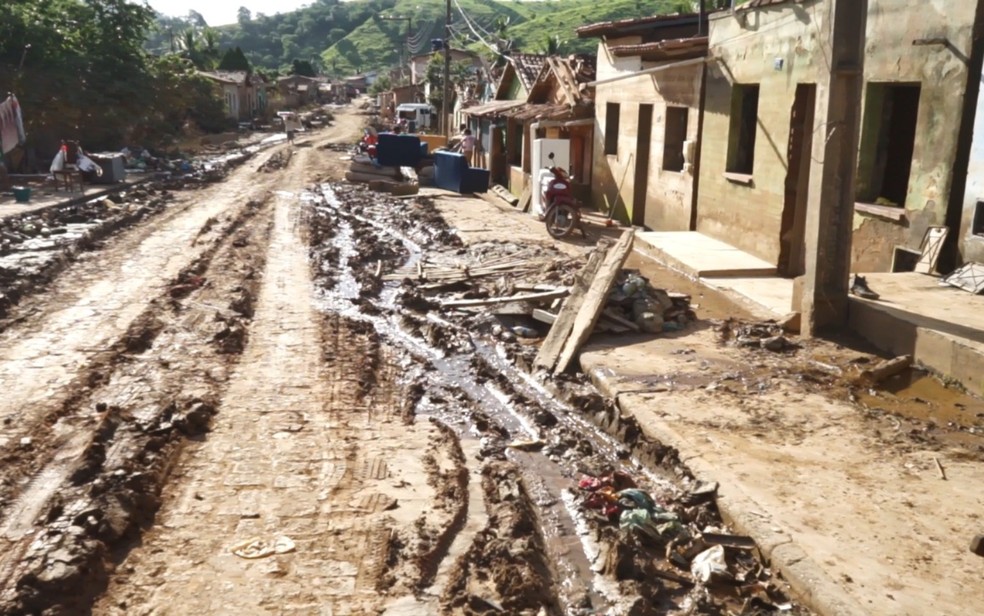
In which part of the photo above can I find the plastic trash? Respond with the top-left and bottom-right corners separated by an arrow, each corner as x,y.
511,325 -> 540,338
690,545 -> 730,582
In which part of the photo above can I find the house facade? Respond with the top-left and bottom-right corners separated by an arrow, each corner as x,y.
578,14 -> 704,230
463,55 -> 595,197
200,71 -> 268,122
697,0 -> 982,275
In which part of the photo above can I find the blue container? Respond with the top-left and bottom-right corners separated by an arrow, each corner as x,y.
433,151 -> 489,194
12,186 -> 31,203
377,133 -> 422,167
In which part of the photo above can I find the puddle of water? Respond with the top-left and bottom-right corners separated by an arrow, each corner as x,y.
858,368 -> 984,429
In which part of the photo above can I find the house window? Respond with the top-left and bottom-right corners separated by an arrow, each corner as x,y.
973,201 -> 984,236
857,83 -> 921,208
605,102 -> 620,155
663,106 -> 689,172
726,84 -> 760,175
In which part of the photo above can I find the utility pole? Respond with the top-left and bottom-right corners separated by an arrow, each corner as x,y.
442,0 -> 452,136
801,0 -> 868,335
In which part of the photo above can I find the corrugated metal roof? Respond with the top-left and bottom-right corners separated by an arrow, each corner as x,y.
502,102 -> 593,122
609,36 -> 708,60
577,13 -> 699,39
461,99 -> 526,117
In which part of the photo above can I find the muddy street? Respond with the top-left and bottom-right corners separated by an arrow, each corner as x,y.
0,107 -> 817,616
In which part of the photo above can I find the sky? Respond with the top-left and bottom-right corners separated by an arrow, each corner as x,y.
144,0 -> 312,27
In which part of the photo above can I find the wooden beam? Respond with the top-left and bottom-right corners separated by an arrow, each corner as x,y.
555,230 -> 634,373
534,243 -> 610,372
440,288 -> 569,309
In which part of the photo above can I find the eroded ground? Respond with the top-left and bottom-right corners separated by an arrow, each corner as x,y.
5,105 -> 974,616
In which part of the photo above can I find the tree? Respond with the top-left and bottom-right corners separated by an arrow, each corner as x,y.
540,34 -> 565,55
291,59 -> 317,76
218,47 -> 252,72
237,6 -> 252,25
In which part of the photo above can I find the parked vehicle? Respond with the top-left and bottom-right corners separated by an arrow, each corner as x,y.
541,164 -> 585,239
395,103 -> 436,132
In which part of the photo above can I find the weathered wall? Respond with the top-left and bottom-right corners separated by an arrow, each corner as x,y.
590,39 -> 703,230
698,0 -> 977,272
962,64 -> 984,263
850,0 -> 978,272
697,2 -> 825,265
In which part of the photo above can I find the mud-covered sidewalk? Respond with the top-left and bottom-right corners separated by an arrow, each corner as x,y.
431,189 -> 984,616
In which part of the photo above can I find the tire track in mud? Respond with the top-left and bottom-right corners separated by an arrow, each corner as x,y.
0,192 -> 275,616
0,144 -> 292,458
307,182 -> 805,615
0,195 -> 270,522
93,186 -> 455,615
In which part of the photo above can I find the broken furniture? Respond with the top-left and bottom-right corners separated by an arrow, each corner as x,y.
433,151 -> 489,194
89,152 -> 126,184
52,169 -> 83,193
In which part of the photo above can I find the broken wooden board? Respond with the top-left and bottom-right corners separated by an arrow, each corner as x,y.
491,184 -> 519,206
518,184 -> 533,213
915,226 -> 948,274
554,231 -> 634,373
943,262 -> 984,294
441,288 -> 568,309
534,246 -> 609,372
602,307 -> 641,332
532,308 -> 557,325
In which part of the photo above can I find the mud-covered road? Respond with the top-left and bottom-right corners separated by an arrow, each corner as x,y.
0,108 -> 806,616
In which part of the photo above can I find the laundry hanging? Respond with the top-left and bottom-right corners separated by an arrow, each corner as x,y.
0,94 -> 26,155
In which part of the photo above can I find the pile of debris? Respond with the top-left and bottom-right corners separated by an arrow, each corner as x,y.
344,154 -> 418,196
718,320 -> 798,353
408,233 -> 698,372
575,471 -> 794,613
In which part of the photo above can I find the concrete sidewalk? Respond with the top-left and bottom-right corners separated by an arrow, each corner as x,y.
430,189 -> 984,616
1,173 -> 160,222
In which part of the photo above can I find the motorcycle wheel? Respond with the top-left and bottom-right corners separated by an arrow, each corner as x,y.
544,202 -> 578,239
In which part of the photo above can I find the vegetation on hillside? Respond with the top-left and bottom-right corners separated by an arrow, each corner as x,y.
508,0 -> 694,55
146,0 -> 697,77
1,0 -> 228,159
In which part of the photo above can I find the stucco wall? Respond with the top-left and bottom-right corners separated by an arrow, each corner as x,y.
696,3 -> 826,266
699,0 -> 977,272
853,0 -> 978,271
590,39 -> 703,230
962,65 -> 984,263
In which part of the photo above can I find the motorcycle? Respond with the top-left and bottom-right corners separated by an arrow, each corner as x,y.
353,129 -> 378,158
540,164 -> 585,239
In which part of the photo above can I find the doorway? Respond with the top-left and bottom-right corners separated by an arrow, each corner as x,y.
632,104 -> 654,227
778,84 -> 816,278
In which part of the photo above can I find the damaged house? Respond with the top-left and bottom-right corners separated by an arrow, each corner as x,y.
463,54 -> 596,198
696,0 -> 982,275
577,13 -> 706,231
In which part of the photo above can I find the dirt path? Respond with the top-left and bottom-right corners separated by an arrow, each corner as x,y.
0,106 -> 808,616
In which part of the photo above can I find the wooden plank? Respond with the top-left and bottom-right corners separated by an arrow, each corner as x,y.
532,308 -> 557,324
534,244 -> 611,371
440,288 -> 568,309
555,230 -> 635,373
602,307 -> 641,332
914,226 -> 948,274
518,184 -> 533,214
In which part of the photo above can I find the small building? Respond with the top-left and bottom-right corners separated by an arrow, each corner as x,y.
577,13 -> 704,230
463,55 -> 596,197
277,75 -> 324,107
697,0 -> 981,276
200,71 -> 269,122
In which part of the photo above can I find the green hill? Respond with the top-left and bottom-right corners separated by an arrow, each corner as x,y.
508,0 -> 689,55
147,0 -> 694,76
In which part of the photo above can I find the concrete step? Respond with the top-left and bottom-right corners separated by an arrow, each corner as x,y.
634,230 -> 777,278
848,273 -> 984,396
